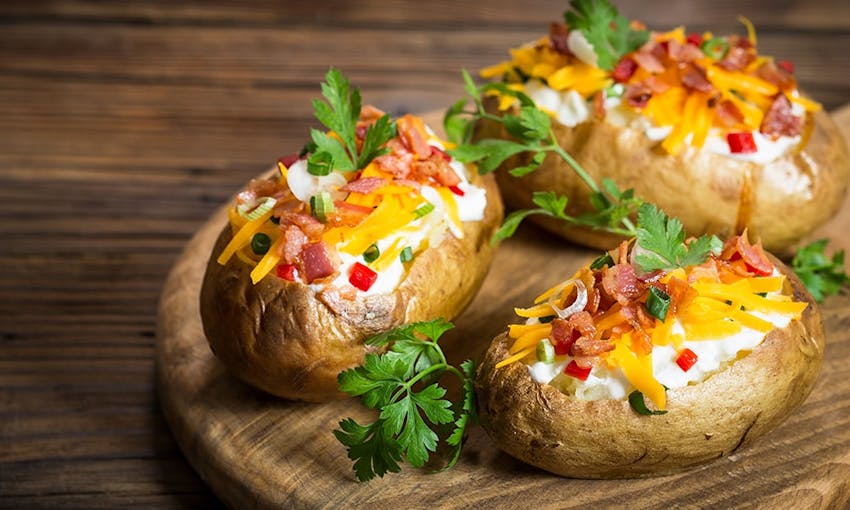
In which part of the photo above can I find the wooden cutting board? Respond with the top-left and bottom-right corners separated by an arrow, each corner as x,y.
156,107 -> 850,509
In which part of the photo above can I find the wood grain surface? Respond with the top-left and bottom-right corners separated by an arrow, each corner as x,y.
2,1 -> 849,508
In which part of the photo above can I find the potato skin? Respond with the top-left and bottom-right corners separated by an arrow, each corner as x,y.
474,257 -> 824,478
200,171 -> 503,402
479,99 -> 850,255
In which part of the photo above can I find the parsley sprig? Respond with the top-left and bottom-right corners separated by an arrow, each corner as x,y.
564,0 -> 649,71
635,203 -> 723,272
792,239 -> 850,302
445,70 -> 642,244
306,69 -> 396,176
334,319 -> 477,482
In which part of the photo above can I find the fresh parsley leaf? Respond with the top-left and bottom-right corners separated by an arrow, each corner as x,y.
465,139 -> 535,174
564,0 -> 649,71
492,191 -> 571,243
309,68 -> 397,175
792,239 -> 850,302
444,98 -> 473,145
508,151 -> 547,177
634,203 -> 721,272
335,319 -> 476,481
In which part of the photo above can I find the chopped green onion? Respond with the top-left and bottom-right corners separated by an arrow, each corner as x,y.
251,233 -> 272,255
605,83 -> 625,99
628,390 -> 667,416
307,151 -> 334,176
590,253 -> 614,270
310,192 -> 335,223
413,202 -> 435,218
701,38 -> 729,60
536,340 -> 555,363
538,315 -> 556,324
239,196 -> 277,221
363,243 -> 380,263
399,246 -> 413,263
646,287 -> 671,321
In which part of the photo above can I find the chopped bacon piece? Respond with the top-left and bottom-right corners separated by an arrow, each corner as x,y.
722,232 -> 774,276
286,212 -> 325,239
340,176 -> 387,194
411,157 -> 461,187
281,225 -> 308,264
601,264 -> 644,305
643,75 -> 671,94
327,201 -> 372,228
756,61 -> 796,91
625,83 -> 652,108
716,99 -> 745,128
572,335 -> 614,357
612,58 -> 638,83
666,38 -> 702,63
632,50 -> 665,73
592,90 -> 606,121
688,257 -> 721,283
761,94 -> 801,138
358,104 -> 386,125
580,270 -> 601,314
549,311 -> 597,356
548,22 -> 571,55
665,277 -> 697,316
680,64 -> 714,93
300,242 -> 335,283
374,139 -> 414,178
238,178 -> 279,204
397,114 -> 432,159
718,46 -> 755,71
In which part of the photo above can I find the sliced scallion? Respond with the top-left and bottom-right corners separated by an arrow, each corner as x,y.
363,243 -> 380,263
310,192 -> 335,223
536,340 -> 555,363
307,151 -> 334,176
413,202 -> 435,219
590,253 -> 614,270
628,390 -> 667,416
646,286 -> 671,321
701,38 -> 729,60
399,246 -> 413,263
251,233 -> 272,255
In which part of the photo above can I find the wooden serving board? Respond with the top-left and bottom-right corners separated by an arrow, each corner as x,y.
156,108 -> 850,509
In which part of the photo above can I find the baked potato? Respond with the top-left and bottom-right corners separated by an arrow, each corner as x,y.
475,4 -> 850,253
475,230 -> 824,478
200,92 -> 503,402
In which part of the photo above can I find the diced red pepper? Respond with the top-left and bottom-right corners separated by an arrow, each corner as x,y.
448,185 -> 465,197
277,153 -> 300,169
564,360 -> 592,381
676,348 -> 699,372
686,32 -> 703,47
349,262 -> 378,291
776,60 -> 795,75
727,132 -> 757,154
612,57 -> 638,83
276,263 -> 297,282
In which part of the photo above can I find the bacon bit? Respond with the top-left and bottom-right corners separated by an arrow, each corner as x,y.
601,264 -> 644,305
286,213 -> 325,239
761,94 -> 801,138
238,178 -> 279,205
300,242 -> 335,283
581,270 -> 601,314
277,153 -> 300,169
666,38 -> 702,63
612,58 -> 638,83
374,139 -> 414,178
393,178 -> 422,191
680,64 -> 714,93
549,319 -> 577,356
625,83 -> 652,108
548,22 -> 571,55
718,46 -> 755,71
715,99 -> 745,128
720,230 -> 774,276
358,104 -> 386,125
616,240 -> 630,265
666,277 -> 697,316
756,61 -> 796,91
327,201 -> 372,228
397,114 -> 432,159
632,50 -> 666,73
572,336 -> 614,357
281,225 -> 308,264
411,158 -> 461,187
643,75 -> 671,94
340,176 -> 387,194
430,146 -> 452,162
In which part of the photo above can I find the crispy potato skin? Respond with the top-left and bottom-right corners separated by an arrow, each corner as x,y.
478,99 -> 850,254
200,171 -> 503,402
475,257 -> 824,478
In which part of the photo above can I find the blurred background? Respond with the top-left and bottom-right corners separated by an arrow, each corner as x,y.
1,0 -> 848,507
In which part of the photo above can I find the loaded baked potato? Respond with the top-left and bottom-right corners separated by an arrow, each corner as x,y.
476,2 -> 849,253
200,72 -> 503,402
475,227 -> 823,478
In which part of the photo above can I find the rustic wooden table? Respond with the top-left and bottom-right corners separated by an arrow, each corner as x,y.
2,1 -> 849,508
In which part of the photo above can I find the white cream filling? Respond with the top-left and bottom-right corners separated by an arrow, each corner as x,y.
523,78 -> 804,164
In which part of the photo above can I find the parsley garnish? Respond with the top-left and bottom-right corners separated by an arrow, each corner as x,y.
792,239 -> 850,302
634,203 -> 722,272
308,69 -> 396,175
564,0 -> 649,71
334,319 -> 477,482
